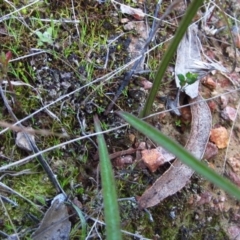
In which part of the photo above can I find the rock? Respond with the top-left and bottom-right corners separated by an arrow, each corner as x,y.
210,126 -> 229,149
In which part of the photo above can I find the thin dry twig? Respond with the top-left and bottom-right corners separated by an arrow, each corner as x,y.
0,120 -> 69,138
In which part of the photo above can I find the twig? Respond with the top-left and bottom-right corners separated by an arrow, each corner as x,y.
0,85 -> 66,196
1,87 -> 240,172
93,147 -> 137,161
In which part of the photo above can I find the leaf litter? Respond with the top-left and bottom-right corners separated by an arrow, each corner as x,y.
1,0 -> 239,239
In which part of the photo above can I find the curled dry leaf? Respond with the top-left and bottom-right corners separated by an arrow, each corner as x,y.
16,130 -> 35,152
128,133 -> 136,143
113,155 -> 133,168
141,146 -> 175,172
202,76 -> 217,90
207,100 -> 218,113
120,4 -> 145,20
210,126 -> 229,149
138,94 -> 212,208
138,77 -> 153,90
137,24 -> 212,208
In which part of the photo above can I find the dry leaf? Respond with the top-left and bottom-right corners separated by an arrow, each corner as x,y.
207,100 -> 218,113
210,126 -> 229,149
113,155 -> 133,168
175,24 -> 201,98
32,194 -> 71,240
137,24 -> 212,208
128,133 -> 136,143
138,77 -> 153,90
136,141 -> 146,150
138,94 -> 211,208
202,76 -> 217,90
16,130 -> 35,152
141,147 -> 175,172
120,4 -> 145,20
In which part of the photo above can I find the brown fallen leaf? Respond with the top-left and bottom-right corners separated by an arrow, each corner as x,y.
113,155 -> 133,168
141,146 -> 175,172
138,77 -> 153,90
31,194 -> 71,240
202,76 -> 217,90
138,95 -> 211,208
137,24 -> 212,208
120,4 -> 145,20
207,100 -> 218,113
210,126 -> 229,149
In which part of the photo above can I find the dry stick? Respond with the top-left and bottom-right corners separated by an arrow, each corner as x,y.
104,0 -> 181,114
0,85 -> 66,196
1,88 -> 240,172
0,121 -> 68,138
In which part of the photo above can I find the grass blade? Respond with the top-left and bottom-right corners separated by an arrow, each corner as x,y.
117,111 -> 240,200
93,115 -> 122,240
141,0 -> 204,117
71,203 -> 87,240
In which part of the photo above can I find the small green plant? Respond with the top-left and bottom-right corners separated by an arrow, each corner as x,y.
141,0 -> 204,117
177,72 -> 198,88
35,27 -> 54,46
35,20 -> 58,46
175,119 -> 182,127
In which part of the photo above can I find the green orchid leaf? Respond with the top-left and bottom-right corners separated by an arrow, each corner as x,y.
94,115 -> 122,240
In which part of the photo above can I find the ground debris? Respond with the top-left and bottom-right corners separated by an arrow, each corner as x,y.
31,194 -> 71,240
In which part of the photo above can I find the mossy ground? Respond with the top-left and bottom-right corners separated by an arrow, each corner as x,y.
0,0 -> 236,239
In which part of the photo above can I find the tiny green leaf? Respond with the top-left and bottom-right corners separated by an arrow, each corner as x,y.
177,74 -> 185,82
